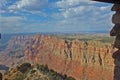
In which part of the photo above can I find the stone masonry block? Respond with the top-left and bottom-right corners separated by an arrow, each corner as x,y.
111,4 -> 120,11
112,13 -> 120,24
110,24 -> 120,36
114,35 -> 120,49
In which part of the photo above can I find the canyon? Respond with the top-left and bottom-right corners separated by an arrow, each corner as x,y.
0,34 -> 115,80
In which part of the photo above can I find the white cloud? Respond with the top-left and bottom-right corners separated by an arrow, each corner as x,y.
0,0 -> 8,13
57,1 -> 112,19
61,6 -> 91,18
0,0 -> 114,33
0,0 -> 7,8
0,16 -> 26,27
9,0 -> 48,11
54,0 -> 113,32
0,16 -> 27,33
56,0 -> 112,18
100,6 -> 110,11
56,0 -> 89,8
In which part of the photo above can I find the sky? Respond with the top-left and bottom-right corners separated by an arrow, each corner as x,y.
0,0 -> 114,33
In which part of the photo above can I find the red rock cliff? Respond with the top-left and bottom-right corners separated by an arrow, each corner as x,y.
25,35 -> 115,80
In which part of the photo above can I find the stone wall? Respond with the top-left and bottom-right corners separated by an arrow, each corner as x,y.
111,4 -> 120,80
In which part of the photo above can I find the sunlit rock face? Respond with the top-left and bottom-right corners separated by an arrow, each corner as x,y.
25,35 -> 114,80
0,34 -> 115,80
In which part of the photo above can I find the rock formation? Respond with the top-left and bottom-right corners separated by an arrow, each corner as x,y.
25,35 -> 114,80
0,34 -> 116,80
0,35 -> 33,67
111,3 -> 120,80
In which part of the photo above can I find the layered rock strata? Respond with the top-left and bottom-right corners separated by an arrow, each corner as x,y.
0,34 -> 115,80
111,4 -> 120,80
25,35 -> 114,80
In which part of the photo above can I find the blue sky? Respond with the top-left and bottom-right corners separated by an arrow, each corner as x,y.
0,0 -> 114,33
